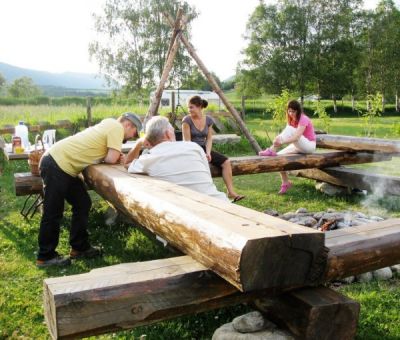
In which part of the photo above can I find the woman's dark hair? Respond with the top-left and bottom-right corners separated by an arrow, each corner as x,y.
286,99 -> 302,124
188,95 -> 208,109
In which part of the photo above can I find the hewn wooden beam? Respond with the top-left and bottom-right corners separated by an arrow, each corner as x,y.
83,164 -> 326,292
43,256 -> 285,339
324,218 -> 400,281
253,286 -> 360,340
316,134 -> 400,153
210,151 -> 392,177
291,167 -> 400,196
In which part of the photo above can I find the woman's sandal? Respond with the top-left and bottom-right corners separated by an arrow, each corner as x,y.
258,148 -> 277,157
278,182 -> 292,195
231,195 -> 246,203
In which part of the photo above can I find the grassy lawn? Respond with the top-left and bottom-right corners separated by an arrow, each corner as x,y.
1,109 -> 400,339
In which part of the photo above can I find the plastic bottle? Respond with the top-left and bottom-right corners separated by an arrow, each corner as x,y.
14,121 -> 30,149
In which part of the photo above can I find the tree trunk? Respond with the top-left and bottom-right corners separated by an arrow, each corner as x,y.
332,94 -> 337,113
351,94 -> 355,112
396,90 -> 399,112
164,13 -> 261,154
209,151 -> 392,177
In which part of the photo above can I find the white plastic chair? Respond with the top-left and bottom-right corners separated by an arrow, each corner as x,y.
42,129 -> 56,147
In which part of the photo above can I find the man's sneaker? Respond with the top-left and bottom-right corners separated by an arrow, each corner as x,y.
70,246 -> 103,260
36,255 -> 71,268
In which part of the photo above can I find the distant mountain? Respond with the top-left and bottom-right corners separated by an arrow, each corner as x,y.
0,62 -> 110,91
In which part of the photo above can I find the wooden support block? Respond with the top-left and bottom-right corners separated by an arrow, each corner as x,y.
83,164 -> 326,292
316,134 -> 400,153
253,286 -> 360,340
291,167 -> 400,196
210,151 -> 392,177
14,172 -> 43,196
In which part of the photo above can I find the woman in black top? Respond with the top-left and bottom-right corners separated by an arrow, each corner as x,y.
182,95 -> 245,203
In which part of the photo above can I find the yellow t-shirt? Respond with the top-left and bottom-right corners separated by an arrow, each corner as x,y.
48,118 -> 123,177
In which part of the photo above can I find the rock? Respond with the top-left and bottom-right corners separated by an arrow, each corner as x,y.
104,206 -> 119,226
212,322 -> 294,340
341,276 -> 355,284
281,212 -> 297,220
337,222 -> 350,229
316,182 -> 348,196
326,208 -> 336,213
321,212 -> 345,221
232,311 -> 267,333
372,267 -> 393,281
369,215 -> 384,221
356,272 -> 373,283
391,264 -> 400,274
313,211 -> 324,220
295,216 -> 318,227
264,209 -> 279,217
355,212 -> 368,219
295,207 -> 308,214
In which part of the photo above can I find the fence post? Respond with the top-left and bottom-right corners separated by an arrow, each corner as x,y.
86,97 -> 92,127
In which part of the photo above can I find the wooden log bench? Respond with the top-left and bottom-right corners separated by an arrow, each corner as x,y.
14,151 -> 391,197
292,166 -> 400,196
43,218 -> 400,339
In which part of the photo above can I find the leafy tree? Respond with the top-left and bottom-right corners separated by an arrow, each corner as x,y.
89,0 -> 198,97
0,73 -> 6,93
180,69 -> 221,91
7,77 -> 41,98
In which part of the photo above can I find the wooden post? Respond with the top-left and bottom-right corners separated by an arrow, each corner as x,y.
165,13 -> 262,154
86,96 -> 92,127
171,91 -> 176,114
254,286 -> 360,340
145,11 -> 183,125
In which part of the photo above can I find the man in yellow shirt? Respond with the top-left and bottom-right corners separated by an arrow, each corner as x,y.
36,113 -> 142,267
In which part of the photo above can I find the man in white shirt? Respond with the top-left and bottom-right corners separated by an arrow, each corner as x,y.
125,116 -> 228,202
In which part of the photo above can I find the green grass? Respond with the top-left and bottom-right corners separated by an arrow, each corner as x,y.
1,110 -> 400,339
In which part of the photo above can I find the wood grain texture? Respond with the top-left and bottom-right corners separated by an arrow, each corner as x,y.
254,286 -> 360,340
43,219 -> 400,339
210,151 -> 392,177
292,167 -> 400,196
83,164 -> 326,292
316,134 -> 400,153
14,172 -> 43,196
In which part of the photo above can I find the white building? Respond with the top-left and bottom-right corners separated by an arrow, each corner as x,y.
150,89 -> 223,109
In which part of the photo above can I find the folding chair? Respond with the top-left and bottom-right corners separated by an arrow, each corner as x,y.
42,129 -> 56,147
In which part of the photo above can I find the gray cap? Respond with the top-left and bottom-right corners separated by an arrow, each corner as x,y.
122,112 -> 143,133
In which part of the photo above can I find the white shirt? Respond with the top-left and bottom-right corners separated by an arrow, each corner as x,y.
128,141 -> 228,202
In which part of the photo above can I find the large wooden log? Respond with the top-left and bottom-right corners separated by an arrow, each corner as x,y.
44,219 -> 400,339
14,172 -> 43,196
292,167 -> 400,196
324,218 -> 400,281
316,134 -> 400,153
210,151 -> 392,177
43,256 -> 283,339
84,164 -> 326,292
254,286 -> 360,340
